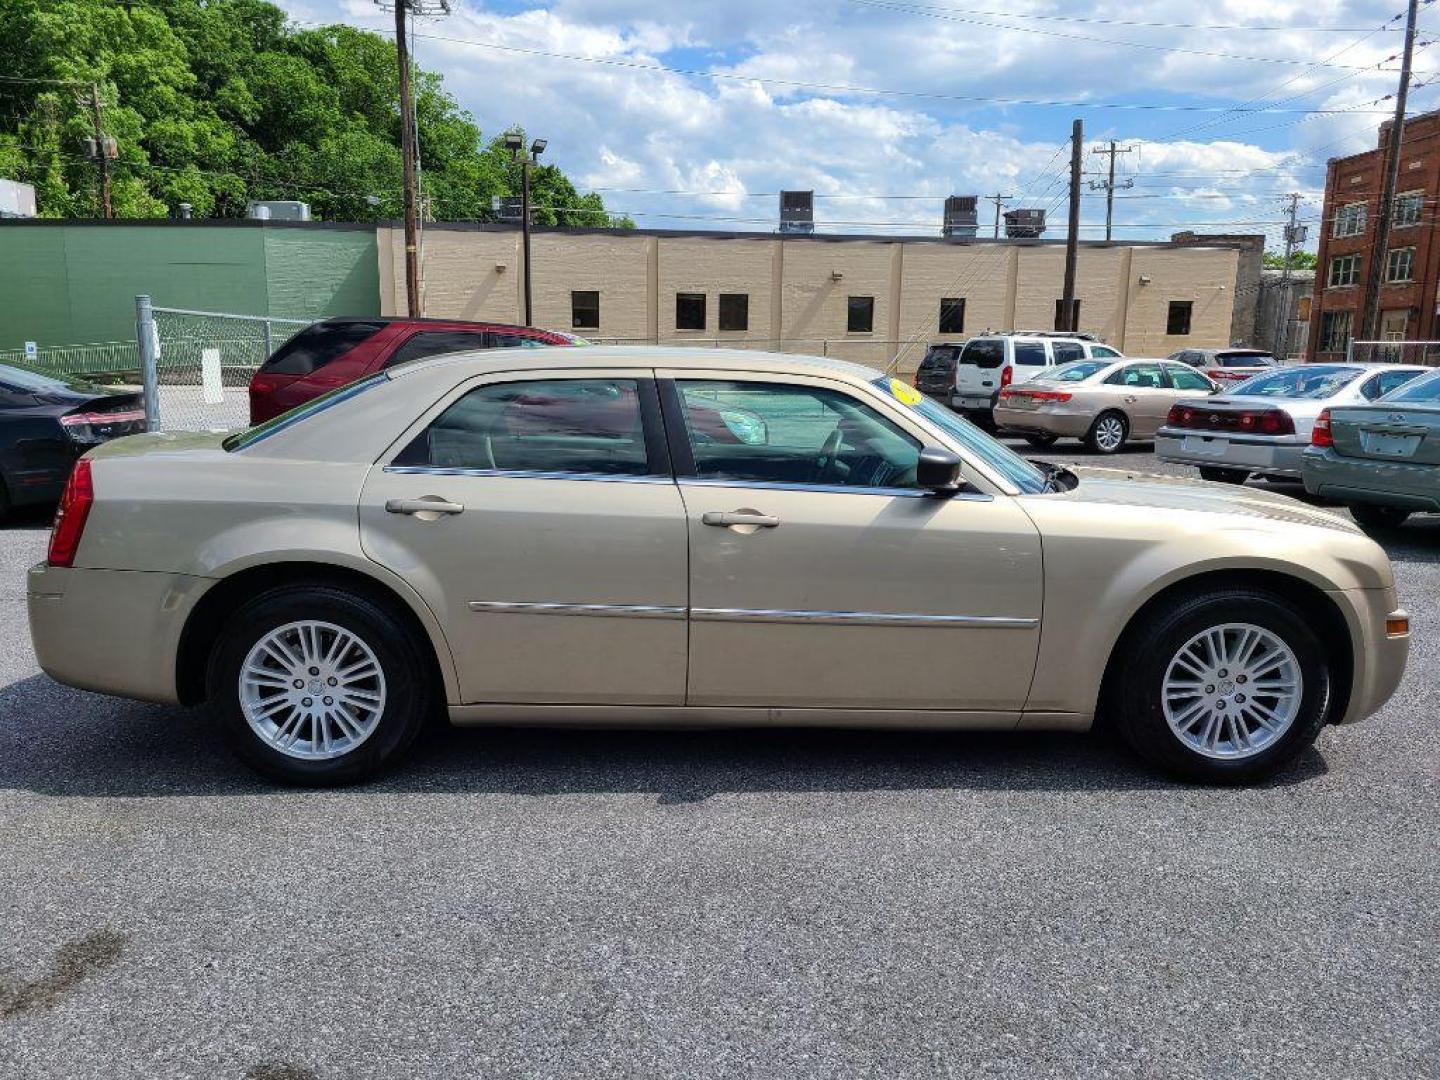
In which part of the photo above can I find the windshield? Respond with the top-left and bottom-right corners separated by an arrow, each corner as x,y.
1034,360 -> 1109,383
223,373 -> 386,451
0,363 -> 102,394
1228,365 -> 1361,400
872,378 -> 1047,494
1380,368 -> 1440,403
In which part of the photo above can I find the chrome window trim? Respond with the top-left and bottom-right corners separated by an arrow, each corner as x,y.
691,607 -> 1037,629
678,477 -> 993,501
385,465 -> 674,485
468,601 -> 685,619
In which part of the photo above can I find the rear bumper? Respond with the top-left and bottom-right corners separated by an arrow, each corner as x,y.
994,404 -> 1094,437
27,563 -> 209,705
1155,430 -> 1308,477
1302,448 -> 1440,511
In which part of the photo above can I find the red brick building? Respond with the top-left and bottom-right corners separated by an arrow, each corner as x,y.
1309,109 -> 1440,359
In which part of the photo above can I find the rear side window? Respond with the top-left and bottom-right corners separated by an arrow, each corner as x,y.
1014,342 -> 1047,366
1167,365 -> 1214,391
1360,369 -> 1424,400
490,333 -> 550,349
387,330 -> 491,367
1051,342 -> 1085,364
261,321 -> 385,376
1091,345 -> 1122,359
395,378 -> 654,476
1382,370 -> 1440,402
960,340 -> 1004,369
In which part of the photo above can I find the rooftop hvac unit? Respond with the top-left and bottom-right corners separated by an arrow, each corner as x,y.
491,195 -> 524,223
942,195 -> 979,238
246,200 -> 311,221
1004,208 -> 1046,238
0,179 -> 37,218
779,190 -> 814,234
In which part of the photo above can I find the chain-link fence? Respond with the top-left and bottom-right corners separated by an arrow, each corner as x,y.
1346,340 -> 1440,366
136,297 -> 311,432
0,340 -> 141,379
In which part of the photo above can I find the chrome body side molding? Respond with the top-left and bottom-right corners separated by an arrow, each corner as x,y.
690,607 -> 1039,629
468,601 -> 686,620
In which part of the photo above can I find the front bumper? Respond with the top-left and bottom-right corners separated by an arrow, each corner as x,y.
27,563 -> 210,705
1155,429 -> 1308,477
1332,586 -> 1410,725
1303,447 -> 1440,511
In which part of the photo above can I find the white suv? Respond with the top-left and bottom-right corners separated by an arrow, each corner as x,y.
928,333 -> 1124,424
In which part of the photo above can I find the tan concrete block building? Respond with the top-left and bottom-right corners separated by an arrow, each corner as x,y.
379,224 -> 1245,375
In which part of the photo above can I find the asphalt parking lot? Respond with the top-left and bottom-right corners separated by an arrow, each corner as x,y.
1,441 -> 1437,1079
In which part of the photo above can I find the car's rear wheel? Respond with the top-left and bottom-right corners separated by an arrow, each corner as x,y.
1085,411 -> 1128,454
1349,503 -> 1411,530
1112,588 -> 1332,784
1198,466 -> 1248,484
208,585 -> 432,785
1024,433 -> 1059,449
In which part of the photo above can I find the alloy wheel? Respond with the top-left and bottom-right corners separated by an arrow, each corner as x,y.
1161,622 -> 1303,760
238,620 -> 388,761
1094,415 -> 1126,452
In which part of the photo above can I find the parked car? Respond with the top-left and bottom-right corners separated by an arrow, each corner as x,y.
1168,348 -> 1282,386
248,316 -> 586,423
29,347 -> 1407,787
0,363 -> 145,520
918,333 -> 1124,423
1155,363 -> 1429,484
1303,367 -> 1440,529
994,358 -> 1219,453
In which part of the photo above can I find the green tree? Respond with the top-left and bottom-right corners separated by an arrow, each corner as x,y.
0,0 -> 625,225
1263,250 -> 1317,271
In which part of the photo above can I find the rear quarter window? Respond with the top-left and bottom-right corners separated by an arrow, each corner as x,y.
261,321 -> 386,376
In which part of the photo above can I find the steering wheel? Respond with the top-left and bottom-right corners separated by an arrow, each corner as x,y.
814,427 -> 844,482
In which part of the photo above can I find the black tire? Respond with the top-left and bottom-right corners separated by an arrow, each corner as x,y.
207,584 -> 434,786
0,475 -> 9,524
1024,433 -> 1059,449
1198,465 -> 1248,484
1111,588 -> 1332,784
1084,410 -> 1129,454
1349,503 -> 1411,530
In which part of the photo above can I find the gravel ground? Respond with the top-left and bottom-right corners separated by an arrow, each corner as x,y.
1,443 -> 1437,1080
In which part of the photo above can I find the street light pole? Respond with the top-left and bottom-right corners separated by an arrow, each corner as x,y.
507,134 -> 546,327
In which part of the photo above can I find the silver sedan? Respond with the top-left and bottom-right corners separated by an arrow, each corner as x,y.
1155,363 -> 1430,484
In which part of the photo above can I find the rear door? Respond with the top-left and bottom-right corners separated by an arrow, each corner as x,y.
1104,361 -> 1173,436
359,368 -> 689,704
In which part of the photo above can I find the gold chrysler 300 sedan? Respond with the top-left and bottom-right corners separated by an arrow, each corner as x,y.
28,348 -> 1409,786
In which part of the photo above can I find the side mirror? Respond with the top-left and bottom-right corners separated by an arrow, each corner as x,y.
917,446 -> 963,494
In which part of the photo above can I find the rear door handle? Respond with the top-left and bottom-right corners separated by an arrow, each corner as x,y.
386,498 -> 465,516
702,511 -> 779,528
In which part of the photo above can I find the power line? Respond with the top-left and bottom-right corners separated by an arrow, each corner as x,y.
844,0 -> 1406,34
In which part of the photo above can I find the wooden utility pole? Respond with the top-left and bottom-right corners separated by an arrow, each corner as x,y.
986,192 -> 1013,239
393,1 -> 421,317
1059,119 -> 1083,332
88,83 -> 112,219
1275,193 -> 1305,357
1360,0 -> 1420,343
1089,141 -> 1134,241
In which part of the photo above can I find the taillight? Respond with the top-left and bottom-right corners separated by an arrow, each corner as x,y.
1167,404 -> 1194,428
48,458 -> 94,568
1247,409 -> 1294,436
1028,390 -> 1072,403
1000,366 -> 1014,389
1312,408 -> 1334,448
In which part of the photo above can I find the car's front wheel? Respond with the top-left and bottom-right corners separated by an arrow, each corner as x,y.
1349,503 -> 1411,530
208,585 -> 433,785
1112,588 -> 1332,784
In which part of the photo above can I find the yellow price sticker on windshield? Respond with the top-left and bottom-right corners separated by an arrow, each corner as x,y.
888,378 -> 923,407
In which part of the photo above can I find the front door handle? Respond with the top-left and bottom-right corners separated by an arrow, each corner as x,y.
386,497 -> 465,517
702,510 -> 779,529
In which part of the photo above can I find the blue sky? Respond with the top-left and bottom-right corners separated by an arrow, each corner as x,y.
273,0 -> 1440,251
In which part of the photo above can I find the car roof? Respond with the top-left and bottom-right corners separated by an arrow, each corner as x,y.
387,344 -> 890,383
319,315 -> 562,333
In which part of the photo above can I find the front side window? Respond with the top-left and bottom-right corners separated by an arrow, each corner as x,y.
939,297 -> 966,334
1106,363 -> 1166,388
1166,300 -> 1193,336
395,378 -> 652,476
1333,202 -> 1367,238
1393,191 -> 1424,228
387,330 -> 490,367
718,293 -> 749,331
675,380 -> 920,489
847,296 -> 875,333
676,292 -> 706,331
571,291 -> 600,330
1386,247 -> 1415,282
1328,254 -> 1360,288
1318,310 -> 1354,353
1013,342 -> 1047,366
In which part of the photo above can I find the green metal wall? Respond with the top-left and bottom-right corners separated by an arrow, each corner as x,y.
0,222 -> 380,349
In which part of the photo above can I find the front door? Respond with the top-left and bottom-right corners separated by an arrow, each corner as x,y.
360,371 -> 688,704
658,371 -> 1044,712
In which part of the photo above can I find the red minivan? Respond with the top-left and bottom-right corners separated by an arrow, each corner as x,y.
247,317 -> 586,424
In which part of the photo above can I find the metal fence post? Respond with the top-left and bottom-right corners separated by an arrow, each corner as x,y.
135,294 -> 161,431
261,317 -> 273,360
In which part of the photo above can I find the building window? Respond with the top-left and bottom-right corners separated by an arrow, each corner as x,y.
1328,253 -> 1361,288
1166,300 -> 1193,336
1393,191 -> 1425,228
939,297 -> 966,334
1386,247 -> 1416,282
1333,202 -> 1367,238
676,292 -> 706,331
847,295 -> 875,333
1318,310 -> 1354,353
718,293 -> 749,331
571,290 -> 600,330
